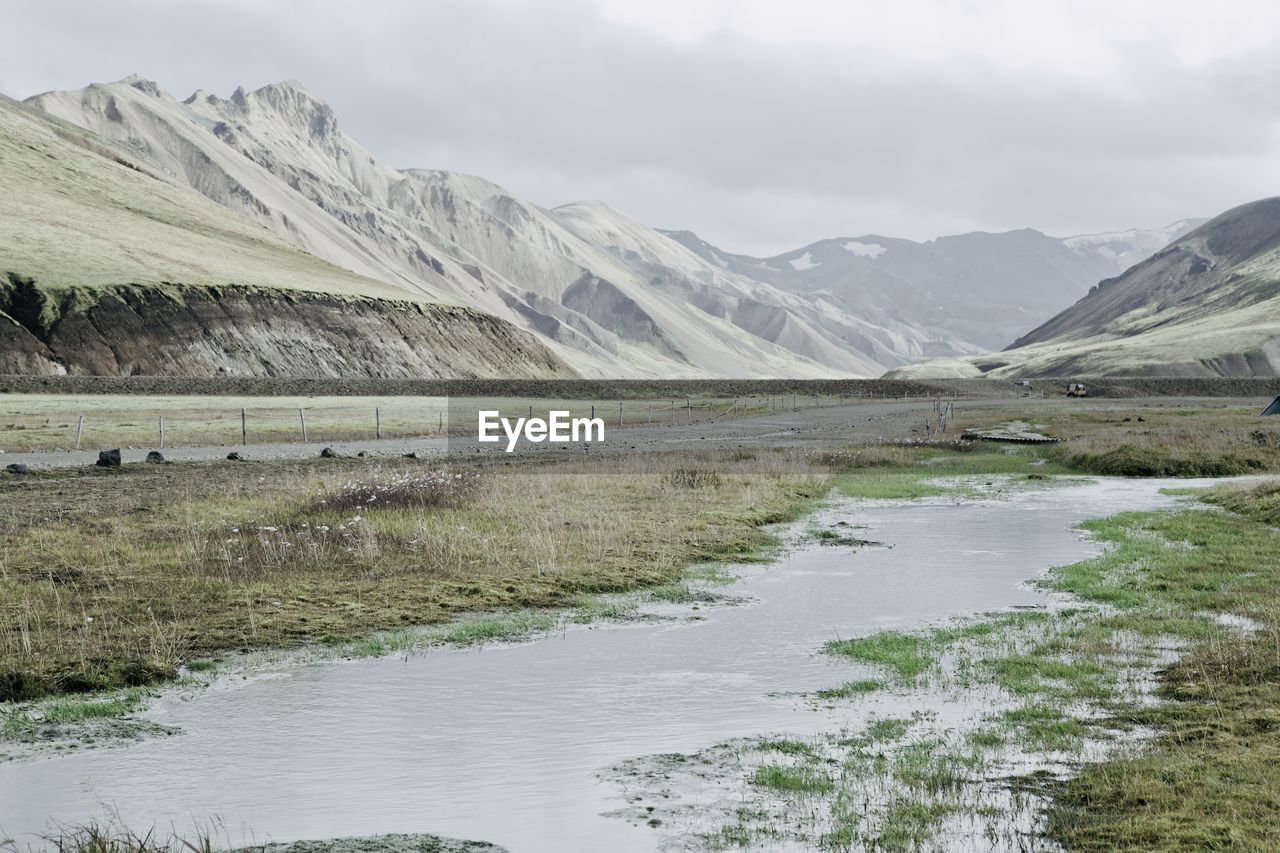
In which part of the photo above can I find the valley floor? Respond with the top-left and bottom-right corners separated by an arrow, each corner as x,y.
2,396 -> 1279,850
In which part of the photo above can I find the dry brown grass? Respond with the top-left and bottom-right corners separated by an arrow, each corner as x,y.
0,451 -> 826,701
955,403 -> 1280,476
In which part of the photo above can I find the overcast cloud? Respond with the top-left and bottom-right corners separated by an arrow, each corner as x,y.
3,0 -> 1280,254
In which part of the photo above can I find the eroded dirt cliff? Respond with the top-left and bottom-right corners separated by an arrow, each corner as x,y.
0,277 -> 574,379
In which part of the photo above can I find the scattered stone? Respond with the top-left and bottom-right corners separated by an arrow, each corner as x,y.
357,450 -> 370,457
320,447 -> 339,458
145,451 -> 166,464
403,451 -> 420,459
96,448 -> 122,467
226,451 -> 244,461
5,463 -> 29,474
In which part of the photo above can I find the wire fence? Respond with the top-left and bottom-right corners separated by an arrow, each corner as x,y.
0,391 -> 966,454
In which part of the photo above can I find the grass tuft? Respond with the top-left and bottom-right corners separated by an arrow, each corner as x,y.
824,631 -> 934,681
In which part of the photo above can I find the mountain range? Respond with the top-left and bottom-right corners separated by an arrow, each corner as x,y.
889,198 -> 1280,378
664,221 -> 1200,355
8,76 -> 1202,379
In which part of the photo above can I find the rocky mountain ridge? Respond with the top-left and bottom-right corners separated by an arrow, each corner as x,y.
30,77 -> 924,377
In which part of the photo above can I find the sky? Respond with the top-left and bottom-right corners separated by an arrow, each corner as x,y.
3,0 -> 1280,255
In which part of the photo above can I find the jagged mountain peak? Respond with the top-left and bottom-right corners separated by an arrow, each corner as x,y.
115,74 -> 163,97
190,79 -> 339,141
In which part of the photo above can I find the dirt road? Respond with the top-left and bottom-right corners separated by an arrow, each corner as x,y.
0,396 -> 1258,471
1,399 -> 941,470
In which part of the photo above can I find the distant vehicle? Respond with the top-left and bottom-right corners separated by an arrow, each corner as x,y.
1067,383 -> 1088,397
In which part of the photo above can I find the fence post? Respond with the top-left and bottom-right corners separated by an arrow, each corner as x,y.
671,400 -> 675,425
75,414 -> 84,450
648,402 -> 653,424
241,408 -> 247,445
687,397 -> 692,424
375,407 -> 382,440
618,401 -> 623,427
438,410 -> 444,434
299,408 -> 308,443
159,416 -> 165,449
591,404 -> 595,421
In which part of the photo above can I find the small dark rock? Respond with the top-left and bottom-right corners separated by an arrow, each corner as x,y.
320,447 -> 339,458
404,451 -> 420,459
357,450 -> 370,457
145,451 -> 166,464
96,448 -> 122,467
5,463 -> 29,474
226,451 -> 244,461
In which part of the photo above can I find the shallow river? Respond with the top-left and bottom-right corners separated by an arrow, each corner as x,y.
0,478 -> 1211,850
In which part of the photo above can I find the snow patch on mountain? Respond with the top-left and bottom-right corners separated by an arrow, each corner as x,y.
842,240 -> 887,258
1063,220 -> 1204,268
